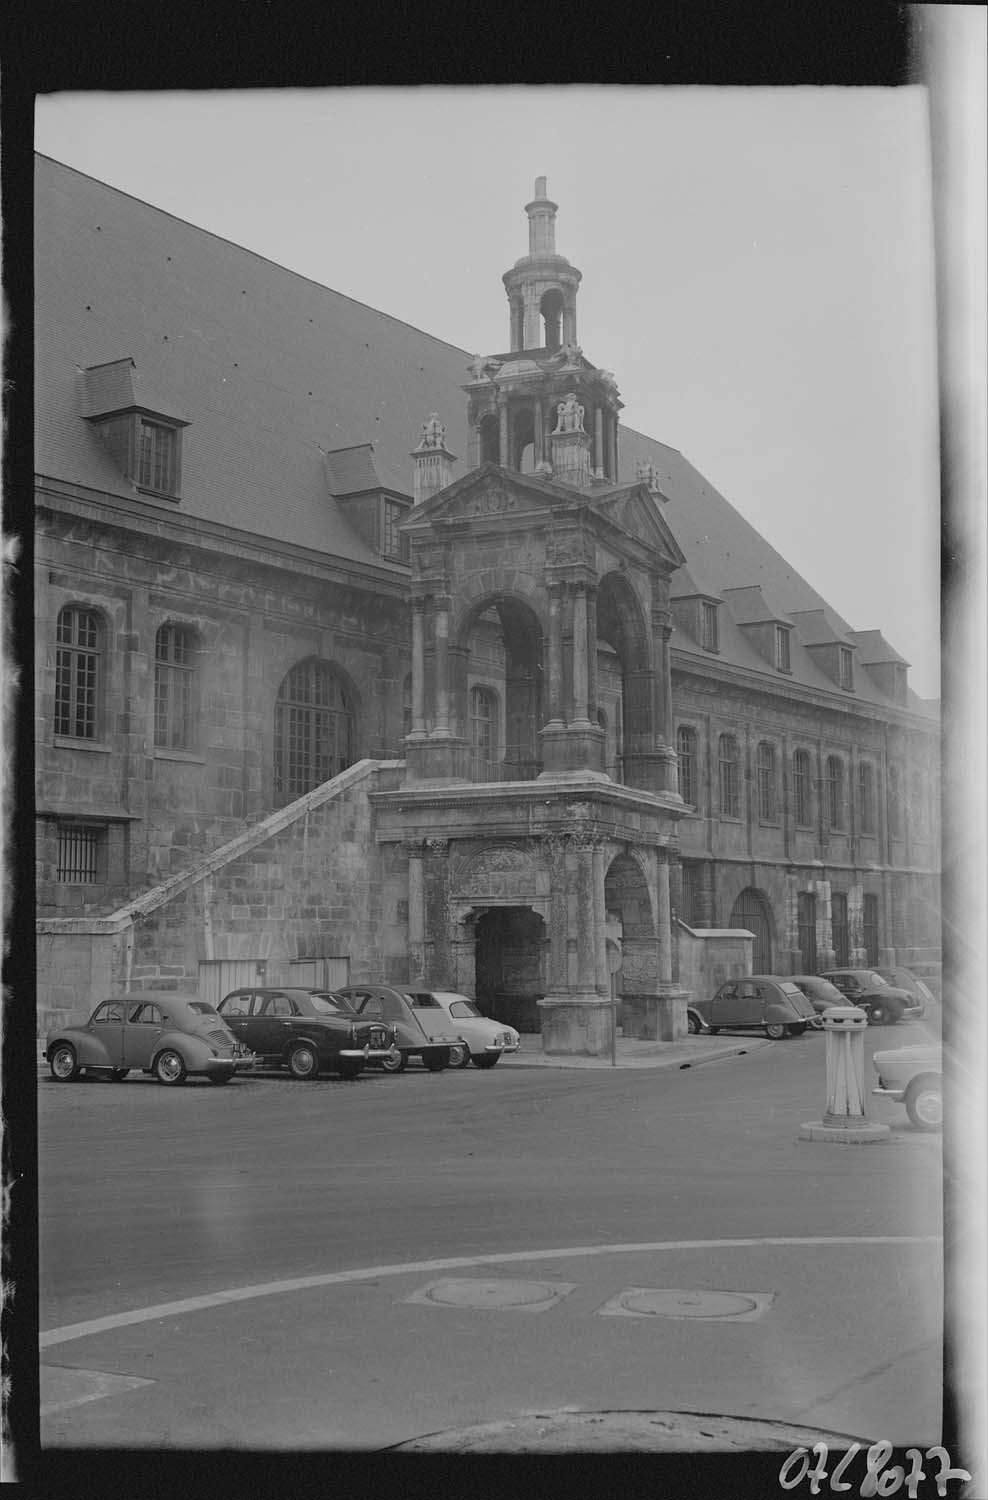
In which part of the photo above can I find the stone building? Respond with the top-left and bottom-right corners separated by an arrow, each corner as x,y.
34,157 -> 940,1053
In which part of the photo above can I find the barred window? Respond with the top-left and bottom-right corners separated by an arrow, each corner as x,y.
718,734 -> 741,818
680,861 -> 701,925
137,419 -> 177,493
274,661 -> 356,798
382,498 -> 410,560
756,742 -> 776,821
55,606 -> 103,739
700,601 -> 719,652
154,624 -> 196,750
469,686 -> 498,756
826,755 -> 845,830
888,764 -> 903,838
863,893 -> 879,964
858,761 -> 876,834
775,625 -> 791,673
57,822 -> 106,883
831,891 -> 850,965
677,725 -> 698,806
793,749 -> 813,827
839,646 -> 855,691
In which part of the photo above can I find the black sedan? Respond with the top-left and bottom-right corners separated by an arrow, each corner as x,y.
336,986 -> 467,1073
818,969 -> 924,1025
789,974 -> 857,1019
217,987 -> 396,1080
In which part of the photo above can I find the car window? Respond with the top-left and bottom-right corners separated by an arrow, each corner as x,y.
308,994 -> 347,1015
407,995 -> 441,1008
220,993 -> 253,1017
739,982 -> 761,999
189,1001 -> 220,1016
718,984 -> 738,999
355,995 -> 384,1018
449,1000 -> 482,1018
260,994 -> 296,1018
128,1003 -> 163,1025
92,1002 -> 126,1024
866,973 -> 887,987
779,983 -> 801,996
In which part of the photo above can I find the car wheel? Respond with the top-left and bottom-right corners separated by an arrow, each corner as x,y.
787,1024 -> 807,1038
336,1059 -> 364,1081
686,1013 -> 701,1035
288,1043 -> 320,1080
49,1043 -> 80,1082
867,1001 -> 890,1025
380,1049 -> 407,1074
452,1045 -> 472,1068
765,1023 -> 788,1040
472,1053 -> 499,1069
109,1069 -> 129,1082
905,1074 -> 942,1131
153,1049 -> 187,1086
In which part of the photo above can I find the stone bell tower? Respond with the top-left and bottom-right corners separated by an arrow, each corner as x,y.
375,178 -> 690,1058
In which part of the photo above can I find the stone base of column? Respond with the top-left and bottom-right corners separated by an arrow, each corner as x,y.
799,1118 -> 890,1144
404,738 -> 469,783
623,991 -> 688,1041
539,724 -> 605,776
656,989 -> 689,1041
539,995 -> 614,1057
622,750 -> 681,796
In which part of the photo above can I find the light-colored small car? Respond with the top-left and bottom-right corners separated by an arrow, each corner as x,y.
406,991 -> 521,1069
46,992 -> 256,1086
872,1043 -> 942,1130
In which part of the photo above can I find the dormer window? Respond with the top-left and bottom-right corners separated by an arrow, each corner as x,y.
382,497 -> 411,561
82,358 -> 188,502
137,419 -> 179,495
700,600 -> 719,653
839,646 -> 855,691
774,624 -> 792,673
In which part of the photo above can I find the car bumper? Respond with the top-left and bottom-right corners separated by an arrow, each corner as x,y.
484,1040 -> 520,1053
339,1046 -> 395,1060
872,1084 -> 906,1101
203,1055 -> 255,1076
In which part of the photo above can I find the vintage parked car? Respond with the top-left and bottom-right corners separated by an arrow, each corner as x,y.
818,969 -> 924,1025
46,992 -> 256,1086
404,991 -> 520,1069
336,985 -> 467,1073
789,974 -> 857,1021
217,987 -> 396,1080
687,976 -> 818,1039
872,1043 -> 942,1130
877,966 -> 936,1011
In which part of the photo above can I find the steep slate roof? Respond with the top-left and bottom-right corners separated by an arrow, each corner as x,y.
35,154 -> 932,715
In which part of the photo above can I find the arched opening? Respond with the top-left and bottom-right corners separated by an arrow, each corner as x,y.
540,288 -> 564,350
274,658 -> 356,799
604,850 -> 658,1038
729,887 -> 774,972
511,406 -> 535,472
596,572 -> 652,789
475,907 -> 546,1031
456,596 -> 544,780
479,413 -> 500,465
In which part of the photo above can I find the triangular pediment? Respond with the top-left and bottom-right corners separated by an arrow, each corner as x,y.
590,484 -> 688,569
402,462 -> 571,528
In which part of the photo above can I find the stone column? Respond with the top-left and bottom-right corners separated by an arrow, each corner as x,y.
574,835 -> 597,999
593,406 -> 604,479
409,598 -> 427,737
545,584 -> 564,727
432,597 -> 451,737
593,843 -> 608,996
611,413 -> 620,481
406,841 -> 427,984
571,585 -> 591,727
498,397 -> 509,467
586,585 -> 598,723
657,852 -> 673,986
543,834 -> 571,996
533,399 -> 544,468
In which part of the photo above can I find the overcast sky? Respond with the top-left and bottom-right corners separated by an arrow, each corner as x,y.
35,85 -> 941,699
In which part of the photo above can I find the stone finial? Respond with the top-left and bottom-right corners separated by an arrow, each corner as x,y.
553,392 -> 586,434
534,175 -> 548,198
419,413 -> 446,450
636,458 -> 664,498
411,412 -> 457,505
560,339 -> 583,366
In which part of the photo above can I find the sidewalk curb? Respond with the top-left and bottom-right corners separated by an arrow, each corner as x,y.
499,1038 -> 772,1071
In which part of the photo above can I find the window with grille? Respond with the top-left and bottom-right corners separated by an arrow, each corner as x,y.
680,861 -> 701,925
469,686 -> 498,757
831,892 -> 849,965
888,764 -> 903,838
756,742 -> 776,821
154,624 -> 196,749
382,499 -> 410,560
863,893 -> 879,964
274,661 -> 356,797
700,601 -> 719,652
798,891 -> 817,971
137,419 -> 177,493
775,625 -> 791,672
718,734 -> 741,818
55,606 -> 103,739
57,822 -> 106,883
826,755 -> 845,830
838,646 -> 854,690
677,725 -> 698,806
793,749 -> 813,827
858,761 -> 876,834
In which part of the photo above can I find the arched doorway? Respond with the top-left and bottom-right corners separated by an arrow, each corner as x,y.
604,851 -> 658,1038
456,596 -> 544,780
596,572 -> 653,790
729,887 -> 774,972
474,907 -> 546,1032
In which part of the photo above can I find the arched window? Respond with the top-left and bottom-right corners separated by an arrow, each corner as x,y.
479,414 -> 500,465
154,624 -> 197,750
793,749 -> 813,827
756,742 -> 776,822
826,755 -> 845,830
858,761 -> 876,834
677,725 -> 698,806
469,685 -> 498,759
275,661 -> 356,798
718,734 -> 741,819
540,288 -> 563,350
55,605 -> 104,739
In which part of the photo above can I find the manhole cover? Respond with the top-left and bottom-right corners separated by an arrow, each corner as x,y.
389,1409 -> 867,1452
405,1278 -> 575,1312
598,1287 -> 772,1321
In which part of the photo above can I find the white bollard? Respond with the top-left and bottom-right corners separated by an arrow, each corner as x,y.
799,1006 -> 890,1144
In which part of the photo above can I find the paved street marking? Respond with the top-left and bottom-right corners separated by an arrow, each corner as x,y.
596,1287 -> 774,1321
40,1365 -> 154,1415
40,1235 -> 940,1349
404,1277 -> 576,1311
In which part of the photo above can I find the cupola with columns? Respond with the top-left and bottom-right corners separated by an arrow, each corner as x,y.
463,177 -> 623,487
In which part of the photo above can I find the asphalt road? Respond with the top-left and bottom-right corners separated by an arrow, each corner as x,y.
38,1020 -> 948,1465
